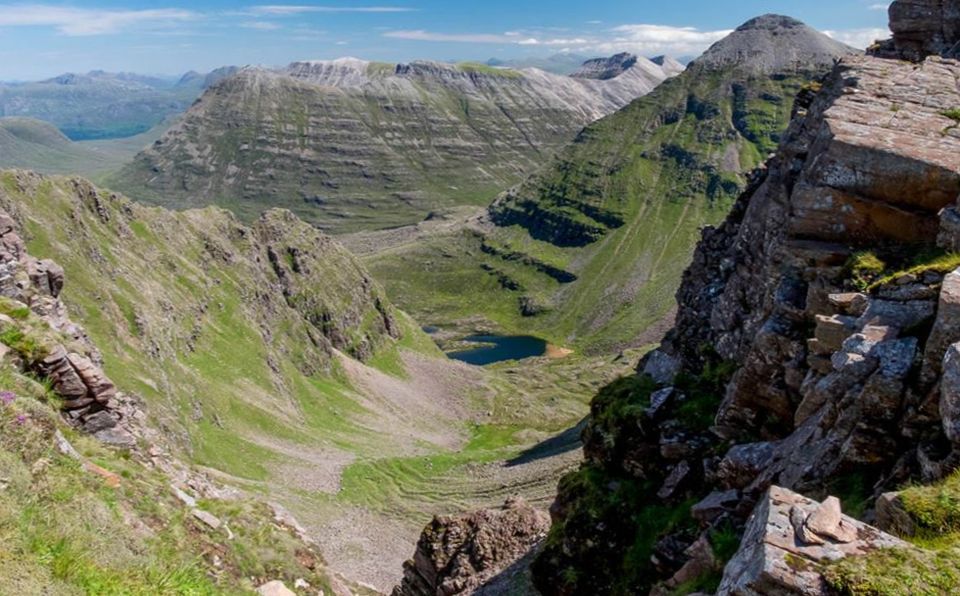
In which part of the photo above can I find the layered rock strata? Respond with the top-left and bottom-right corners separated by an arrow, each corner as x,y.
116,56 -> 678,232
0,206 -> 131,443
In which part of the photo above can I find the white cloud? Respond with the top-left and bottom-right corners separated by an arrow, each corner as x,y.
241,21 -> 282,30
384,30 -> 520,44
248,5 -> 415,15
384,23 -> 732,57
0,4 -> 196,36
868,3 -> 890,11
823,27 -> 888,49
518,37 -> 588,46
596,24 -> 732,57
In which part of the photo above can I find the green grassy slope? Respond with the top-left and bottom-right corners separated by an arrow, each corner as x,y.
0,169 -> 645,588
0,170 -> 423,481
366,67 -> 815,353
0,339 -> 361,595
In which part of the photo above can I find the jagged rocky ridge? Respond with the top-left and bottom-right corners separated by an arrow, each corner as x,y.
112,56 -> 678,233
528,3 -> 960,594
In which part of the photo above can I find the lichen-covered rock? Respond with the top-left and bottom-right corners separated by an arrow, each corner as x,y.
717,487 -> 908,595
392,497 -> 549,596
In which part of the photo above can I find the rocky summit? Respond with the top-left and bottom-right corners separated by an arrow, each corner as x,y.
693,14 -> 854,75
112,56 -> 678,233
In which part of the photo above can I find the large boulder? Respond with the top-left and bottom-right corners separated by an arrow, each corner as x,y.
392,497 -> 549,596
717,487 -> 909,595
886,0 -> 960,60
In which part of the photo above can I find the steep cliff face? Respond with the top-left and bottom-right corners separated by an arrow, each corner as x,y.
113,56 -> 675,233
534,8 -> 960,595
365,15 -> 855,355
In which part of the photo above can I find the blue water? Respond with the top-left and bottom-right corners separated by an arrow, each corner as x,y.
447,334 -> 547,366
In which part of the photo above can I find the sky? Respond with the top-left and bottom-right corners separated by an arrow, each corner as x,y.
0,1 -> 894,80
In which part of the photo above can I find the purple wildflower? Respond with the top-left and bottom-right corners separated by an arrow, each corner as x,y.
14,413 -> 27,425
0,391 -> 15,406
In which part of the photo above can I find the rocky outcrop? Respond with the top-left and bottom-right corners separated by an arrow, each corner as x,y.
660,50 -> 960,487
718,487 -> 908,595
873,0 -> 960,60
393,497 -> 549,596
0,205 -> 133,443
571,53 -> 641,80
534,10 -> 960,595
115,56 -> 678,233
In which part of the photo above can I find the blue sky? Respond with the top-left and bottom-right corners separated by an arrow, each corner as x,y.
0,1 -> 893,80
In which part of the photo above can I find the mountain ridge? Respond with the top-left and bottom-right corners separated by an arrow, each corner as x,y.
365,14 -> 856,353
111,53 -> 680,233
0,67 -> 232,140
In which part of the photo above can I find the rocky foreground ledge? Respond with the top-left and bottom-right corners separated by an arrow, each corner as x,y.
718,487 -> 907,594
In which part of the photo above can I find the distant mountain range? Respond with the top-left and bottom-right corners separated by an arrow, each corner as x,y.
486,52 -> 688,75
0,68 -> 235,140
111,54 -> 682,232
485,53 -> 596,74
